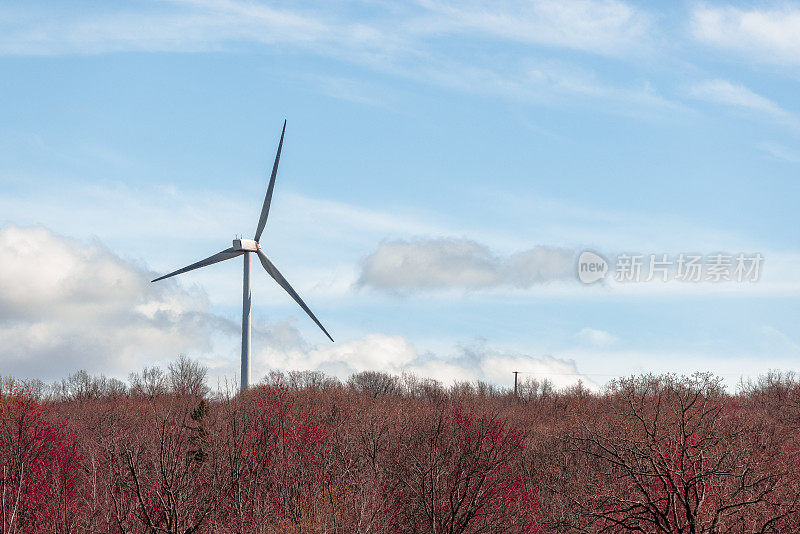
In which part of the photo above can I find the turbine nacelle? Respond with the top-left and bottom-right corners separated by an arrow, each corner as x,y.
233,238 -> 259,252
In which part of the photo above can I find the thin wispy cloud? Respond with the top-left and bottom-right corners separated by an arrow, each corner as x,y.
0,0 -> 678,115
409,0 -> 653,56
690,80 -> 783,115
577,327 -> 619,347
0,1 -> 390,56
688,79 -> 800,131
0,0 -> 651,57
380,55 -> 685,116
758,141 -> 800,163
759,326 -> 800,354
308,75 -> 396,108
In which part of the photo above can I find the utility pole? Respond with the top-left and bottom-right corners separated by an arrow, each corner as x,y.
513,371 -> 519,396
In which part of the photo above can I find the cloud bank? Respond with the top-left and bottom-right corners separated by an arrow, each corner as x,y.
0,225 -> 594,389
0,225 -> 236,379
256,332 -> 597,390
358,238 -> 574,293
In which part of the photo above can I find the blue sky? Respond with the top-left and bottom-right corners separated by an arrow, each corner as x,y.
1,0 -> 798,390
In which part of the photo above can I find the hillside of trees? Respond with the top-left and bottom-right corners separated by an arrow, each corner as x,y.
3,357 -> 800,533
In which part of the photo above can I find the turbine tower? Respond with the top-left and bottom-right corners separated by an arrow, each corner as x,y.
151,121 -> 334,391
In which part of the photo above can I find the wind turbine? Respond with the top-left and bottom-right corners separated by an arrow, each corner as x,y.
151,121 -> 334,391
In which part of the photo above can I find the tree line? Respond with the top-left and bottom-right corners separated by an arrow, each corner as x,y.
2,359 -> 800,533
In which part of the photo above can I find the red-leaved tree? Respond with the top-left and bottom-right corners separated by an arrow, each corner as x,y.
0,390 -> 83,533
386,406 -> 543,534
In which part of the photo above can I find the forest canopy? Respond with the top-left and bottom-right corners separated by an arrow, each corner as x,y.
2,360 -> 800,533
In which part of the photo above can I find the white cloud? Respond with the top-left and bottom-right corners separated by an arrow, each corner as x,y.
0,224 -> 598,390
543,344 -> 800,391
759,326 -> 800,354
4,179 -> 799,304
259,332 -> 417,377
308,75 -> 396,107
690,79 -> 781,114
358,238 -> 574,293
691,4 -> 800,66
0,224 -> 236,379
688,79 -> 799,130
758,141 -> 800,163
0,180 -> 450,306
478,352 -> 598,390
577,327 -> 618,347
255,332 -> 598,390
2,226 -> 794,392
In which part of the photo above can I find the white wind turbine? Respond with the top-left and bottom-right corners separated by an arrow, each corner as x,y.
151,121 -> 334,391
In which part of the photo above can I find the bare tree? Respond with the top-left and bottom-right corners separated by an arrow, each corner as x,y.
262,369 -> 287,387
564,373 -> 800,532
108,398 -> 218,533
128,366 -> 168,398
348,371 -> 400,398
516,377 -> 554,403
50,371 -> 129,401
19,378 -> 47,401
287,370 -> 341,390
168,355 -> 209,397
401,372 -> 446,404
387,406 -> 541,533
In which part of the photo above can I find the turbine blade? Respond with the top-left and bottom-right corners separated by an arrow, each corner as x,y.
151,248 -> 244,283
256,249 -> 334,342
254,120 -> 286,242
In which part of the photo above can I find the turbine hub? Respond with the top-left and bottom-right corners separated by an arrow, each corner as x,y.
233,238 -> 259,251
